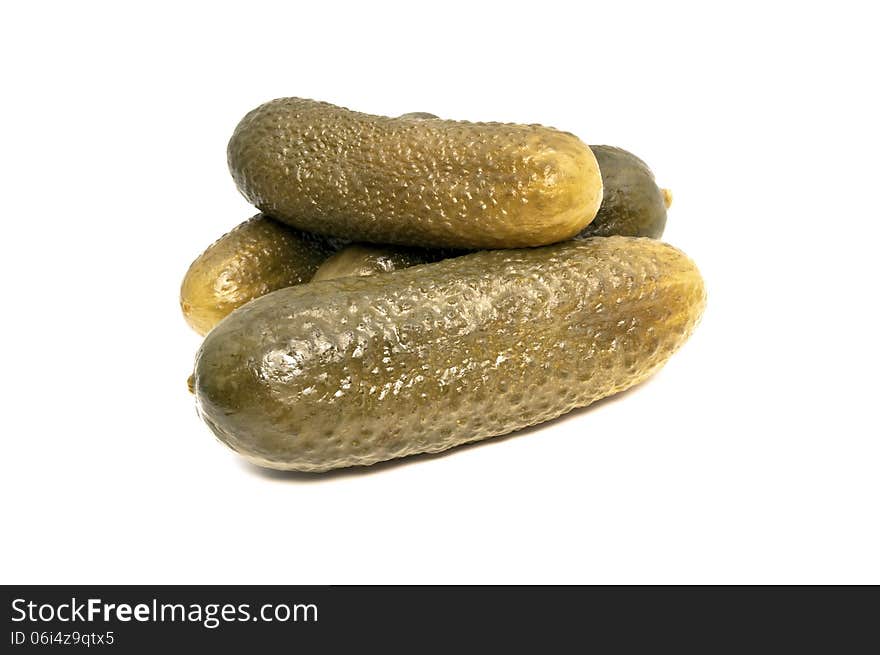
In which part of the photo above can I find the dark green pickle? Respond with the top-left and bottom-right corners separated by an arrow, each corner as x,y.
577,145 -> 671,239
192,237 -> 705,472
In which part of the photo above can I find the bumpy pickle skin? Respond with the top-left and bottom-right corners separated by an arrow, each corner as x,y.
227,98 -> 603,249
578,145 -> 670,239
312,243 -> 451,282
193,237 -> 706,472
180,214 -> 336,335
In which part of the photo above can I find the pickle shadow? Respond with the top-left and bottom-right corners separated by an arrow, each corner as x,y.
239,375 -> 657,483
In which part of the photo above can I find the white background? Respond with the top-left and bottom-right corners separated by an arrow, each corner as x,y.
2,2 -> 877,584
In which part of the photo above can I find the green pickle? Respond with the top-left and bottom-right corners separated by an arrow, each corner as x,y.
312,243 -> 449,282
578,145 -> 671,239
227,98 -> 603,249
192,237 -> 706,472
180,214 -> 337,335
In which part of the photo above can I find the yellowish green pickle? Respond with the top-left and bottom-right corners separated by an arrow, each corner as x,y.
180,214 -> 337,335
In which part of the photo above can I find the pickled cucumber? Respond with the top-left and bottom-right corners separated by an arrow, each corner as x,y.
180,214 -> 337,335
311,243 -> 449,282
227,98 -> 603,249
192,237 -> 705,472
578,145 -> 671,239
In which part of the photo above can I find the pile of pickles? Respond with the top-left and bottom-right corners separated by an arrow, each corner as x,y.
183,98 -> 705,473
